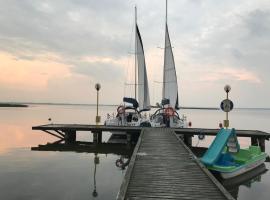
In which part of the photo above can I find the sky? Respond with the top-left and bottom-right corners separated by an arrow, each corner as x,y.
0,0 -> 270,107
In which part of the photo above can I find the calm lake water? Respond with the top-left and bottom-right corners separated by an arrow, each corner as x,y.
0,104 -> 269,199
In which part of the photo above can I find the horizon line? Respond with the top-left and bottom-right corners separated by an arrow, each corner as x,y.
1,101 -> 270,110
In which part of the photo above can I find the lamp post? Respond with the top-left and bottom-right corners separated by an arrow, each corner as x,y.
220,85 -> 233,129
95,83 -> 101,125
224,85 -> 230,128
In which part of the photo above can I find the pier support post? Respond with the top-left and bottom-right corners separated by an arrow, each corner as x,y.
184,135 -> 192,147
98,132 -> 102,144
93,131 -> 102,144
93,132 -> 98,144
259,138 -> 265,152
64,130 -> 76,144
251,137 -> 258,146
126,133 -> 131,146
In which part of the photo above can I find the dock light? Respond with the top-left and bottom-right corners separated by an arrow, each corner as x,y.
95,83 -> 101,125
224,85 -> 231,93
95,83 -> 101,91
220,84 -> 233,129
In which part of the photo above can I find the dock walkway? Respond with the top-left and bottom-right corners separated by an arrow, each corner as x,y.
117,128 -> 234,200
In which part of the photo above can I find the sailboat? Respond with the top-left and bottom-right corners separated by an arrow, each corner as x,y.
105,7 -> 151,127
150,0 -> 187,128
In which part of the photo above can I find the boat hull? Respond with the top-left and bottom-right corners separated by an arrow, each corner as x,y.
220,157 -> 266,179
204,145 -> 268,179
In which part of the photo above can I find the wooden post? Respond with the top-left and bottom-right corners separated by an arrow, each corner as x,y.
126,133 -> 131,146
97,132 -> 102,144
259,138 -> 265,152
64,130 -> 76,144
93,132 -> 98,144
184,135 -> 192,147
251,136 -> 258,146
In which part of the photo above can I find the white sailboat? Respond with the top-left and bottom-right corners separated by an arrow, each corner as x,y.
105,7 -> 151,127
150,0 -> 187,128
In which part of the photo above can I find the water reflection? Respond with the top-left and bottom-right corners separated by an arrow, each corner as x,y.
2,105 -> 270,199
92,153 -> 99,198
90,153 -> 130,198
115,156 -> 130,170
216,164 -> 268,199
31,141 -> 134,156
32,140 -> 268,199
31,140 -> 132,199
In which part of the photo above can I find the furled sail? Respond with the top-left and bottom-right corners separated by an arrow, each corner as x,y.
136,24 -> 151,111
162,23 -> 179,109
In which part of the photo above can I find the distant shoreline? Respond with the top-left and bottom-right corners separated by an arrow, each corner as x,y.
180,107 -> 219,110
150,106 -> 219,110
1,102 -> 269,110
0,103 -> 28,107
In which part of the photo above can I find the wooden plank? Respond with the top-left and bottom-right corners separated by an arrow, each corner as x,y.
116,129 -> 144,200
174,127 -> 270,138
119,128 -> 234,200
32,124 -> 141,133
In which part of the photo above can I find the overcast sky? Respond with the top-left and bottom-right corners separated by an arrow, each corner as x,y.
0,0 -> 270,107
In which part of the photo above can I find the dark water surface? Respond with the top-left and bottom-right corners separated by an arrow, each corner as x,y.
0,105 -> 269,199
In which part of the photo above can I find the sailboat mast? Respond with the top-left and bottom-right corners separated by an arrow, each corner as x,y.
165,0 -> 168,24
134,6 -> 137,100
162,0 -> 180,109
162,0 -> 168,98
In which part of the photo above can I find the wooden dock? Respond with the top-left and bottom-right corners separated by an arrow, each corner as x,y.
117,128 -> 234,200
32,124 -> 270,199
32,124 -> 270,138
32,124 -> 270,151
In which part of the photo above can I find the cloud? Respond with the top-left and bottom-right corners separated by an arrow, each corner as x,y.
199,67 -> 261,83
244,9 -> 270,38
0,0 -> 269,106
0,52 -> 71,90
0,0 -> 131,59
71,60 -> 124,82
181,6 -> 270,71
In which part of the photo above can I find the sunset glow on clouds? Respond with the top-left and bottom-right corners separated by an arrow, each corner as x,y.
0,52 -> 71,90
199,67 -> 261,83
0,0 -> 269,107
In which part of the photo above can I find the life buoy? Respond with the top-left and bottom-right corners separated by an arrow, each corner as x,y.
198,134 -> 205,140
117,106 -> 125,115
115,159 -> 124,168
165,107 -> 174,117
